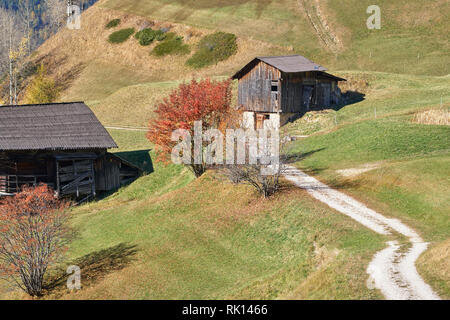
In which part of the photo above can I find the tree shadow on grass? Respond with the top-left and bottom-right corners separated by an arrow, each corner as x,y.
43,243 -> 138,297
34,54 -> 86,93
281,148 -> 363,190
282,148 -> 326,165
326,176 -> 363,190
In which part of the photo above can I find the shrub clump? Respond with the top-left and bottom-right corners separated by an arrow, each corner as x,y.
186,32 -> 237,69
134,28 -> 166,46
152,33 -> 190,57
105,18 -> 121,29
108,28 -> 135,44
25,64 -> 59,104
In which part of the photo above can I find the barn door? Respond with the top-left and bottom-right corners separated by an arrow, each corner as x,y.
316,83 -> 331,107
255,114 -> 265,129
302,85 -> 314,110
56,159 -> 95,198
322,83 -> 331,107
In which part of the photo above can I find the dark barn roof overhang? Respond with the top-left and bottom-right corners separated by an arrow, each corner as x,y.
315,71 -> 346,82
0,102 -> 118,151
231,55 -> 345,81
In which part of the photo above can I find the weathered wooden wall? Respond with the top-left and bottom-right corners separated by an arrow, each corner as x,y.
281,73 -> 304,113
0,150 -> 142,198
95,155 -> 121,192
238,65 -> 339,114
238,61 -> 281,112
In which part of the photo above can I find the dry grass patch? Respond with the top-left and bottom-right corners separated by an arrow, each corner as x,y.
413,108 -> 450,126
29,4 -> 284,103
417,238 -> 450,299
87,80 -> 181,127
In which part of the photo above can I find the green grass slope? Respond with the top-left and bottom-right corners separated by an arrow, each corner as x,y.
286,114 -> 450,298
0,130 -> 385,300
1,0 -> 448,300
285,72 -> 450,136
101,0 -> 450,75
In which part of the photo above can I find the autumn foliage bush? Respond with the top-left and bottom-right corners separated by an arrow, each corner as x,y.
147,79 -> 233,177
0,185 -> 70,297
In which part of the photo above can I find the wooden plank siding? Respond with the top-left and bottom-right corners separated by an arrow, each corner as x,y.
0,150 -> 142,198
281,73 -> 304,113
234,56 -> 346,117
237,64 -> 340,114
238,61 -> 281,113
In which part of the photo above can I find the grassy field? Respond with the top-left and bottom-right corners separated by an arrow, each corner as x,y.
286,113 -> 449,298
30,2 -> 284,108
285,72 -> 450,136
1,0 -> 448,300
81,77 -> 231,128
0,129 -> 386,299
287,120 -> 449,237
101,0 -> 450,76
101,0 -> 323,58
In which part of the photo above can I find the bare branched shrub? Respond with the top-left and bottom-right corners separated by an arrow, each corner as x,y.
222,131 -> 289,198
224,162 -> 286,198
0,184 -> 71,297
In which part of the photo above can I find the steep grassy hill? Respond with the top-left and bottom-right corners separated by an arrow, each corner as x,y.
0,129 -> 385,300
286,116 -> 450,298
0,0 -> 448,299
101,0 -> 449,75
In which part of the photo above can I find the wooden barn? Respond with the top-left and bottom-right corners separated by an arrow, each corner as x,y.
232,55 -> 346,129
0,102 -> 142,200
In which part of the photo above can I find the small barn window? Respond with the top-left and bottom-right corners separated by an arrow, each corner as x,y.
271,80 -> 279,92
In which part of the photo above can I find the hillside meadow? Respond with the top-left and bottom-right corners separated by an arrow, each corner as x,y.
0,0 -> 448,300
0,129 -> 385,299
101,0 -> 449,76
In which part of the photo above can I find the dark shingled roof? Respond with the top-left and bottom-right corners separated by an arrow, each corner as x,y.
232,55 -> 327,79
0,102 -> 118,151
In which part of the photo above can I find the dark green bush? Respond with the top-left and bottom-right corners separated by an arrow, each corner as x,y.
135,28 -> 156,46
155,30 -> 167,41
108,28 -> 135,44
186,32 -> 237,69
134,28 -> 168,46
152,34 -> 190,57
105,19 -> 121,29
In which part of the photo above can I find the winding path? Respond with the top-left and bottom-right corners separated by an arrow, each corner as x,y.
283,166 -> 440,300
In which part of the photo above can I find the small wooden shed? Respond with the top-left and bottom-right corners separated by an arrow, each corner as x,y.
232,55 -> 346,129
0,102 -> 142,200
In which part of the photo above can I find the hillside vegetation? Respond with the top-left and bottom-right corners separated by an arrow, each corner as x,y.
101,0 -> 449,75
0,129 -> 385,300
0,0 -> 448,300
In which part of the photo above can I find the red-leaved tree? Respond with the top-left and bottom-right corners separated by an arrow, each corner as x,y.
147,78 -> 233,177
0,184 -> 70,297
